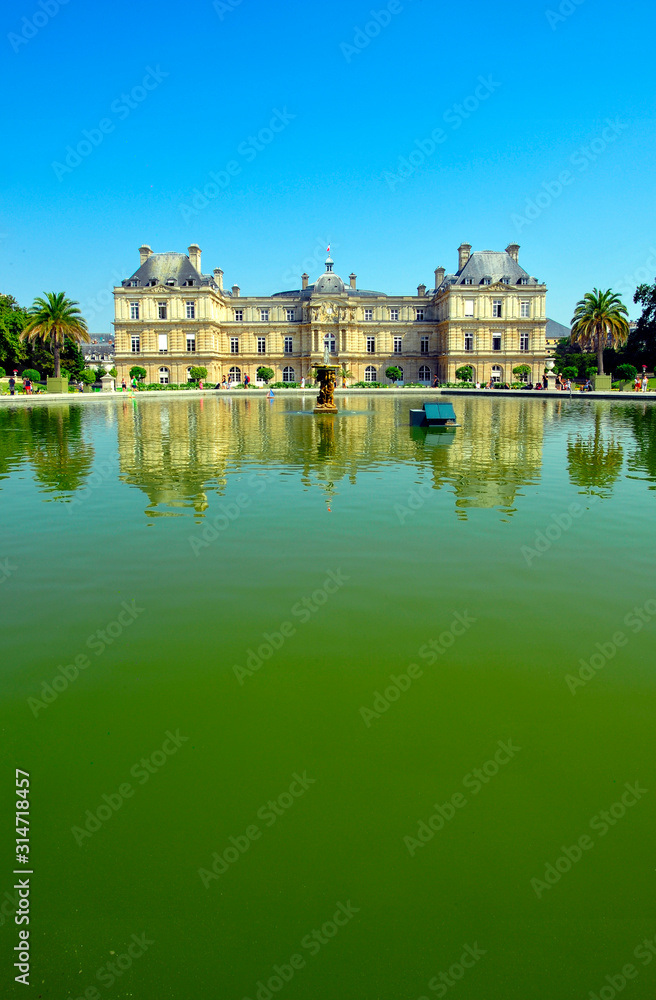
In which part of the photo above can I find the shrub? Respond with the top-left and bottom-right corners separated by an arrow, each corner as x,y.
615,363 -> 637,381
403,382 -> 424,387
109,367 -> 118,378
0,367 -> 5,377
130,366 -> 147,382
21,368 -> 41,381
80,369 -> 96,385
385,366 -> 403,383
455,365 -> 473,381
256,366 -> 274,384
189,365 -> 208,384
561,366 -> 578,379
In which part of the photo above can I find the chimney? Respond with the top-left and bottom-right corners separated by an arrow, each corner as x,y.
301,273 -> 309,290
349,273 -> 357,290
458,243 -> 472,271
417,283 -> 426,297
232,284 -> 240,297
188,244 -> 202,273
139,244 -> 152,265
213,267 -> 224,291
434,266 -> 445,288
505,243 -> 520,262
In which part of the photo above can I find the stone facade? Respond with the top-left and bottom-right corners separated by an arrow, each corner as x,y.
113,242 -> 547,386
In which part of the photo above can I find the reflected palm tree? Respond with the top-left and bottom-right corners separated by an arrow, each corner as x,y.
567,406 -> 623,496
28,406 -> 95,500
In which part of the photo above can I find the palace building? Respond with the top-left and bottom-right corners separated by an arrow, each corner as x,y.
113,242 -> 547,386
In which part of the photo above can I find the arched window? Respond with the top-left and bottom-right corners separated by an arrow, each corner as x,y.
229,366 -> 241,383
186,367 -> 193,383
419,365 -> 431,382
282,366 -> 295,383
364,365 -> 377,383
158,367 -> 169,384
491,365 -> 502,383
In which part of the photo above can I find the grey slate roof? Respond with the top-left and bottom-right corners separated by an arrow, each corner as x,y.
122,252 -> 214,288
443,250 -> 538,287
546,318 -> 570,340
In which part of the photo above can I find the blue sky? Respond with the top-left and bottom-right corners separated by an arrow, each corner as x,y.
2,0 -> 655,330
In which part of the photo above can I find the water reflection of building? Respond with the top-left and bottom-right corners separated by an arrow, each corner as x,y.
115,395 -> 544,519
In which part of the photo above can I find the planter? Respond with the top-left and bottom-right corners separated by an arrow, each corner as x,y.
593,375 -> 612,391
618,380 -> 634,392
46,377 -> 69,394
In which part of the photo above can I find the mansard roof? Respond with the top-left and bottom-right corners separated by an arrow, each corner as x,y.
443,251 -> 539,288
122,252 -> 214,288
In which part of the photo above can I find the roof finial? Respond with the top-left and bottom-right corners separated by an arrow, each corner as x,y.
325,244 -> 333,272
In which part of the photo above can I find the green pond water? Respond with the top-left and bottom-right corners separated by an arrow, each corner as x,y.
1,392 -> 656,1000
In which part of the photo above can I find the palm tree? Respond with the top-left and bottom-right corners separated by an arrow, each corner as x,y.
570,288 -> 629,375
339,365 -> 354,388
21,292 -> 89,378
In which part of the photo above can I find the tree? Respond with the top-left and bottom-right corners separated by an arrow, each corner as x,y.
631,279 -> 656,368
561,367 -> 578,380
256,366 -> 274,384
456,365 -> 474,381
95,367 -> 107,382
0,295 -> 28,370
570,288 -> 629,375
21,368 -> 41,382
512,364 -> 531,382
129,366 -> 147,382
21,292 -> 89,378
189,365 -> 208,384
386,366 -> 403,383
109,367 -> 117,378
80,369 -> 96,385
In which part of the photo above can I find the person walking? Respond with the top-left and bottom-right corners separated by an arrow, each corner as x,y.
121,378 -> 127,392
244,373 -> 250,388
642,375 -> 649,392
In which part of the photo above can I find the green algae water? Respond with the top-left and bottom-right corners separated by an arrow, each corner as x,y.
1,392 -> 656,1000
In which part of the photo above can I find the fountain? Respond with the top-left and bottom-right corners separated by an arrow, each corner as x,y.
312,342 -> 340,414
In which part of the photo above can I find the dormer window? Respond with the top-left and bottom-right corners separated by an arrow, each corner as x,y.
463,278 -> 473,285
149,279 -> 157,286
500,277 -> 510,285
519,277 -> 529,285
185,279 -> 195,286
481,276 -> 491,285
129,279 -> 139,287
166,279 -> 175,286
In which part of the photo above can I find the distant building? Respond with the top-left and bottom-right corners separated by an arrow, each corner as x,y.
114,242 -> 547,386
546,318 -> 570,355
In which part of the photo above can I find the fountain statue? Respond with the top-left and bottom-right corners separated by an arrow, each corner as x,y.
312,341 -> 340,414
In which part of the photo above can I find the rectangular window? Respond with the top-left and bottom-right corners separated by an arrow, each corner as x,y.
416,308 -> 424,321
492,300 -> 502,318
230,337 -> 239,354
129,301 -> 140,320
366,336 -> 375,353
286,309 -> 295,322
284,336 -> 293,354
257,337 -> 266,354
260,309 -> 269,322
492,335 -> 501,351
158,333 -> 168,353
186,335 -> 196,352
158,302 -> 167,320
464,334 -> 473,352
234,309 -> 243,322
186,301 -> 196,319
364,309 -> 373,322
464,298 -> 474,318
520,332 -> 529,352
520,300 -> 530,318
390,308 -> 399,321
393,337 -> 402,354
130,335 -> 140,353
420,336 -> 429,355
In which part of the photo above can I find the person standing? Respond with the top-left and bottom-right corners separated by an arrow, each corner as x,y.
121,378 -> 127,392
301,376 -> 306,389
221,375 -> 227,390
8,376 -> 15,396
642,375 -> 649,392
